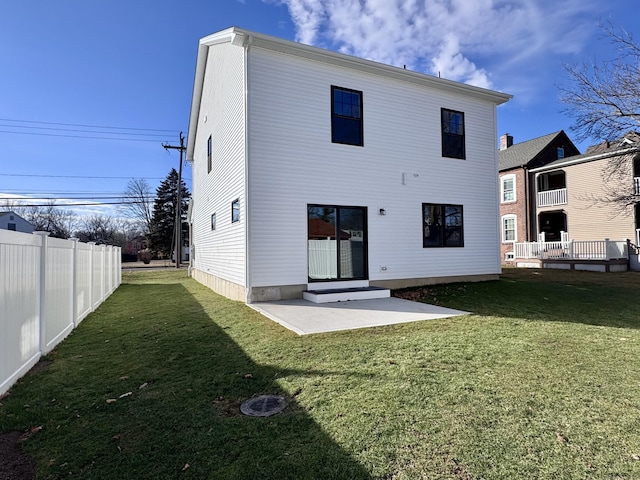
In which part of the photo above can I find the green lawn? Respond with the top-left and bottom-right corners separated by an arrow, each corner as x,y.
2,268 -> 640,479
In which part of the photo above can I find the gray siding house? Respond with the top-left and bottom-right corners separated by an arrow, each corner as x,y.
0,211 -> 35,234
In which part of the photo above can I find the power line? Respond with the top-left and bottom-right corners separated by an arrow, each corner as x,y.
6,201 -> 150,207
0,118 -> 178,132
0,173 -> 191,180
0,124 -> 173,137
0,196 -> 152,200
0,130 -> 167,142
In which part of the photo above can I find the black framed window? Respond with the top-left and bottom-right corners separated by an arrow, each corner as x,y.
422,203 -> 464,247
231,199 -> 240,223
331,86 -> 363,146
207,135 -> 212,173
441,108 -> 465,159
211,213 -> 216,230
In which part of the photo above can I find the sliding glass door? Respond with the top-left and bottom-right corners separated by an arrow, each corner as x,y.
308,205 -> 367,281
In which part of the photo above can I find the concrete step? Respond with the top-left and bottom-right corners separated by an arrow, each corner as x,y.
303,286 -> 391,304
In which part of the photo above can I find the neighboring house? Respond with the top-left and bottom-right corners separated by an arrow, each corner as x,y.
497,131 -> 580,262
0,211 -> 35,233
529,132 -> 640,244
186,27 -> 511,303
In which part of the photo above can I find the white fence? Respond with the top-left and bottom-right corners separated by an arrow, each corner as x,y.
514,238 -> 628,260
1,230 -> 121,395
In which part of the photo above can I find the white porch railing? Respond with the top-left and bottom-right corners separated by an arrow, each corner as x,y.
537,188 -> 567,207
514,238 -> 628,260
634,177 -> 640,195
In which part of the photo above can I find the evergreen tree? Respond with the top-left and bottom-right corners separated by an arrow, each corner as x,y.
149,168 -> 190,258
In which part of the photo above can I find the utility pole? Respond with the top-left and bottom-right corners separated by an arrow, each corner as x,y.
162,132 -> 186,269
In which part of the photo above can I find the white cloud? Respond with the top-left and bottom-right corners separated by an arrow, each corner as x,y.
275,0 -> 602,90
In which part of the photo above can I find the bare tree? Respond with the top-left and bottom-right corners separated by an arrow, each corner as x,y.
18,203 -> 76,239
560,22 -> 640,215
560,21 -> 640,143
121,178 -> 154,235
74,214 -> 119,244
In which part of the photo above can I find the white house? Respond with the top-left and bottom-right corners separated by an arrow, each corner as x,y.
186,27 -> 512,303
0,211 -> 35,233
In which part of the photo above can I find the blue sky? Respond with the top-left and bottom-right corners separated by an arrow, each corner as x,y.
1,0 -> 638,218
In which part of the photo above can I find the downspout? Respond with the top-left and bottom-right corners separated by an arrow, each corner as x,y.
523,165 -> 529,241
493,105 -> 501,273
244,35 -> 252,302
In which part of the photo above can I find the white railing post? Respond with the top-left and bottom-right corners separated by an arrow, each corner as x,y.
605,238 -> 610,261
569,239 -> 574,259
34,231 -> 50,354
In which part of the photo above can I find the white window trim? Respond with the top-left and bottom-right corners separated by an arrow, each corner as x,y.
501,214 -> 517,243
500,174 -> 516,204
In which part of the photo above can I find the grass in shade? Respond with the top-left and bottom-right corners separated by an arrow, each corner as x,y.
1,268 -> 640,479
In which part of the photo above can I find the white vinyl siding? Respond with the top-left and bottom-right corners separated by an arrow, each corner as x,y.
247,46 -> 501,287
191,42 -> 247,286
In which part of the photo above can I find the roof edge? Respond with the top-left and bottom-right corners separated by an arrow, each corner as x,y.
530,146 -> 640,172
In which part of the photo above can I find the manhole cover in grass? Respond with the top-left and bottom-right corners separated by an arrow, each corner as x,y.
240,395 -> 287,417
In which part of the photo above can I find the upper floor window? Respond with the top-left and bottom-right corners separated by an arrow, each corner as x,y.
557,147 -> 565,159
331,86 -> 363,146
502,215 -> 517,243
211,213 -> 217,231
207,135 -> 212,173
441,108 -> 465,159
422,203 -> 464,247
231,199 -> 240,223
8,223 -> 16,231
501,174 -> 516,203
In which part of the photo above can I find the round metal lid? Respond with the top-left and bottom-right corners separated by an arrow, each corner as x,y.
240,395 -> 287,417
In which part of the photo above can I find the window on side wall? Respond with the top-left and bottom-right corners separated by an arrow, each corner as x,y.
422,203 -> 464,247
231,199 -> 240,223
207,135 -> 212,173
331,86 -> 363,146
557,147 -> 565,159
211,213 -> 216,231
502,215 -> 517,243
441,108 -> 465,159
501,174 -> 516,203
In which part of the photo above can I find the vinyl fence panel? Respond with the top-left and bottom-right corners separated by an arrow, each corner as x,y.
0,232 -> 121,395
76,241 -> 93,323
42,236 -> 75,353
0,230 -> 42,397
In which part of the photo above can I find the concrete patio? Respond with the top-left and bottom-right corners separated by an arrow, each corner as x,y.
249,297 -> 469,335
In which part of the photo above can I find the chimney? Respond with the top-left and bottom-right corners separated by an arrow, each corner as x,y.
500,133 -> 514,150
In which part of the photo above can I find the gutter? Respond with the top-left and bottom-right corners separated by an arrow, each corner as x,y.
530,146 -> 640,173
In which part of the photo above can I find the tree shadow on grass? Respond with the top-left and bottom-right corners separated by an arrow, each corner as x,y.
4,282 -> 372,480
394,268 -> 640,330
